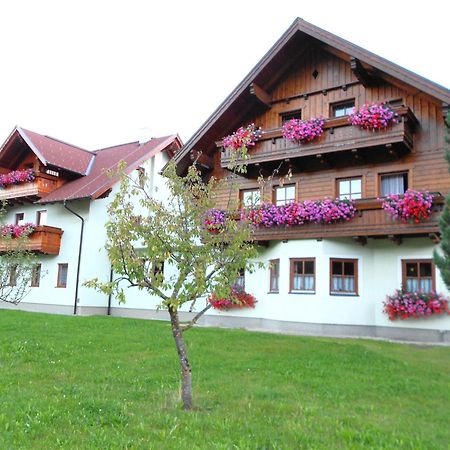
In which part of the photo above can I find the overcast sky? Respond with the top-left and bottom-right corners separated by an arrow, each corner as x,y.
0,1 -> 448,150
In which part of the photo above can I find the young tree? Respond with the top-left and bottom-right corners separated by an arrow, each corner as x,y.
434,112 -> 450,289
0,205 -> 37,304
86,161 -> 260,410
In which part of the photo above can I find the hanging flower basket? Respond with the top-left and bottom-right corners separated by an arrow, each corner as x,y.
381,190 -> 433,223
282,117 -> 324,144
349,103 -> 398,130
0,223 -> 36,238
0,169 -> 35,188
383,289 -> 449,320
208,286 -> 257,311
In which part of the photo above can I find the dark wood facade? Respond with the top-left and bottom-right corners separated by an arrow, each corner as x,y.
175,19 -> 450,242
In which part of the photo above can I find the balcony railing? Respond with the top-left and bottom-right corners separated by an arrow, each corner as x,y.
250,196 -> 444,243
0,225 -> 64,255
0,174 -> 59,202
220,106 -> 417,171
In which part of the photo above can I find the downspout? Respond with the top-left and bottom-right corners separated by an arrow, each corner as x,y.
107,266 -> 113,315
63,201 -> 85,315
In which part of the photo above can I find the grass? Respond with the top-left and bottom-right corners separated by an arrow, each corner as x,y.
0,310 -> 449,449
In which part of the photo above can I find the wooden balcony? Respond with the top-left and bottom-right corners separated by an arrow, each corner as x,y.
220,106 -> 417,174
251,196 -> 444,243
0,226 -> 64,255
0,174 -> 59,203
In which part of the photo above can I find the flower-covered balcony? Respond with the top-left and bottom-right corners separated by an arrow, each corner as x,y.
0,170 -> 60,203
250,196 -> 444,243
219,106 -> 417,175
0,225 -> 64,255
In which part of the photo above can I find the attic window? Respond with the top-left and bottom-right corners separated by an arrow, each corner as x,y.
137,167 -> 145,188
46,169 -> 59,177
331,100 -> 355,118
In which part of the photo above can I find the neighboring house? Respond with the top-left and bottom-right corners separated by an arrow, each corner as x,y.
0,126 -> 182,315
173,18 -> 450,343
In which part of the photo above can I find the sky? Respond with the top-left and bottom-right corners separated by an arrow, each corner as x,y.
0,1 -> 448,151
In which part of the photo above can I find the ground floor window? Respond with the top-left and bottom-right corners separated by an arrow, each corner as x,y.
330,259 -> 358,295
290,258 -> 315,292
235,268 -> 245,290
57,263 -> 68,288
402,259 -> 435,293
269,259 -> 280,292
31,264 -> 41,287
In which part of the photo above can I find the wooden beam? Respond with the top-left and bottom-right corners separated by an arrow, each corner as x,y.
352,236 -> 367,246
428,233 -> 441,244
250,83 -> 272,108
388,234 -> 402,245
190,150 -> 214,170
350,57 -> 378,87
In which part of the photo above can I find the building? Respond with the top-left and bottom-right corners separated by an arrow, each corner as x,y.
0,126 -> 182,315
173,18 -> 450,343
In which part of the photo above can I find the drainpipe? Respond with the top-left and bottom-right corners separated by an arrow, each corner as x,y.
63,201 -> 84,315
107,266 -> 113,316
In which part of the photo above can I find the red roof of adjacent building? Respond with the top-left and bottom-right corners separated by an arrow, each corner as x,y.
38,135 -> 181,203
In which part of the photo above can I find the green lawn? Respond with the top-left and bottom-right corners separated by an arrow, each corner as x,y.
0,311 -> 449,449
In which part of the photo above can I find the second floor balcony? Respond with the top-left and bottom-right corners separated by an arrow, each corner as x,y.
220,106 -> 417,175
0,174 -> 59,203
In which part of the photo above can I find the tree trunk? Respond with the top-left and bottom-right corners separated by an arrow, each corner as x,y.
168,307 -> 193,410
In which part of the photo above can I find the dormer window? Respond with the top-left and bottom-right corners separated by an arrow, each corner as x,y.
46,169 -> 59,177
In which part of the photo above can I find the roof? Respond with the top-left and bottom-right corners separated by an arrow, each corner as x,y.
38,134 -> 182,203
17,127 -> 95,175
174,18 -> 450,171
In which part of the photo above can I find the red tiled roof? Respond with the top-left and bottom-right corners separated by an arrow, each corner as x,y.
19,127 -> 95,175
38,134 -> 181,203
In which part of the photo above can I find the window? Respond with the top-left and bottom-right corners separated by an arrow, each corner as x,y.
331,100 -> 355,118
57,263 -> 68,288
137,167 -> 146,188
274,185 -> 296,206
330,259 -> 358,295
31,264 -> 41,287
337,177 -> 362,200
402,260 -> 435,293
281,109 -> 302,124
240,189 -> 261,208
290,258 -> 315,292
269,259 -> 280,292
36,210 -> 47,226
235,269 -> 245,289
9,265 -> 17,286
380,172 -> 408,197
15,213 -> 25,225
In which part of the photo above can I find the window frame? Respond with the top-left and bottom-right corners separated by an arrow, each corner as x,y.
36,210 -> 47,226
269,259 -> 280,293
379,171 -> 409,197
336,176 -> 363,200
280,109 -> 302,125
240,188 -> 261,208
329,258 -> 358,296
289,258 -> 316,293
57,263 -> 68,288
15,213 -> 25,225
330,99 -> 355,118
273,184 -> 296,206
235,268 -> 245,290
31,264 -> 42,287
401,259 -> 436,293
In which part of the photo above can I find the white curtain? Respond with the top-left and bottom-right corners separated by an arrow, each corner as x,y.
381,175 -> 405,196
406,278 -> 432,293
293,275 -> 314,291
332,276 -> 354,292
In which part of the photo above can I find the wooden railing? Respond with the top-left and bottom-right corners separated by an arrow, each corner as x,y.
0,226 -> 64,255
250,196 -> 444,243
220,106 -> 417,168
0,174 -> 59,202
